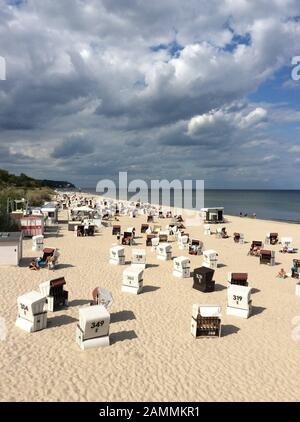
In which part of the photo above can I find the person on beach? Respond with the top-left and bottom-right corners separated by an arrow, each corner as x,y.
221,227 -> 229,238
291,262 -> 299,278
29,259 -> 39,271
277,268 -> 287,279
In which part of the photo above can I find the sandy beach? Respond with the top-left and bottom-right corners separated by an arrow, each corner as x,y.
0,201 -> 300,402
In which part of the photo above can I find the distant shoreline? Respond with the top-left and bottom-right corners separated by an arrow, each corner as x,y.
57,189 -> 300,225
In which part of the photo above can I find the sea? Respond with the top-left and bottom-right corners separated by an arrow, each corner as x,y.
81,188 -> 300,223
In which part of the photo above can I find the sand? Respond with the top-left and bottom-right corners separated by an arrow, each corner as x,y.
0,205 -> 300,402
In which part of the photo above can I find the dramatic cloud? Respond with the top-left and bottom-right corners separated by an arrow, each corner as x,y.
0,0 -> 299,187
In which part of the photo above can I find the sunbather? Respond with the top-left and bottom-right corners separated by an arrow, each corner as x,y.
277,268 -> 287,279
29,259 -> 40,271
221,227 -> 229,238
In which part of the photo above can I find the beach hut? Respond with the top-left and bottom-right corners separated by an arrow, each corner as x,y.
15,291 -> 47,333
173,256 -> 190,278
39,277 -> 68,312
201,207 -> 224,224
76,305 -> 110,350
191,304 -> 221,338
226,285 -> 252,318
41,203 -> 58,224
19,215 -> 44,237
0,232 -> 23,266
122,266 -> 144,294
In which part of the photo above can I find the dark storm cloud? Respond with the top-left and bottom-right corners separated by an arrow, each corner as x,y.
0,0 -> 300,187
51,135 -> 95,158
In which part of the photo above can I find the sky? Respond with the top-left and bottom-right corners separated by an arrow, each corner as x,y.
0,0 -> 300,189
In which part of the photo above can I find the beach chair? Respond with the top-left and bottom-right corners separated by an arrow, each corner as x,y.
191,304 -> 221,338
265,233 -> 279,245
203,250 -> 218,270
259,249 -> 275,266
233,233 -> 240,243
152,224 -> 161,234
147,215 -> 154,223
173,256 -> 190,278
226,285 -> 252,318
87,225 -> 95,236
32,235 -> 44,252
146,234 -> 156,247
156,243 -> 172,261
151,236 -> 160,252
140,224 -> 149,234
131,249 -> 146,269
76,225 -> 85,237
122,266 -> 144,294
291,259 -> 300,278
126,227 -> 136,238
227,272 -> 248,287
48,250 -> 60,270
216,228 -> 222,239
189,239 -> 203,255
112,225 -> 121,236
76,305 -> 110,350
109,246 -> 125,265
204,224 -> 211,235
248,241 -> 263,256
15,291 -> 47,333
193,266 -> 215,292
39,277 -> 68,312
178,234 -> 189,250
122,232 -> 133,246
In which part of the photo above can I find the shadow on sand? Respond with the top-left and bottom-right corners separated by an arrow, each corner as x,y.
221,325 -> 240,337
110,330 -> 138,344
111,310 -> 136,323
48,315 -> 78,328
68,299 -> 91,307
143,285 -> 160,294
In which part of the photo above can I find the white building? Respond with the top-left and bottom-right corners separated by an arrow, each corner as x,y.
0,232 -> 23,266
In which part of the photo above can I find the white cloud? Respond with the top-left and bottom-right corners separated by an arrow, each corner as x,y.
187,106 -> 267,137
